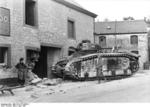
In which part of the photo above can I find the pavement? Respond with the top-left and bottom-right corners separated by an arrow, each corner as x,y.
0,70 -> 150,103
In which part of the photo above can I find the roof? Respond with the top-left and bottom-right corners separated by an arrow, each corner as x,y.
95,20 -> 147,35
64,0 -> 83,8
53,0 -> 97,18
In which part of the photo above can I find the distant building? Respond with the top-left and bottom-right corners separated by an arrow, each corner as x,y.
94,20 -> 148,69
0,0 -> 97,78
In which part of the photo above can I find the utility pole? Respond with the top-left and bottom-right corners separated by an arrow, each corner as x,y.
114,20 -> 117,49
144,17 -> 150,61
96,53 -> 103,84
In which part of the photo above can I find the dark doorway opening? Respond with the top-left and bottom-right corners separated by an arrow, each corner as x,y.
99,36 -> 106,48
32,46 -> 61,78
33,46 -> 48,78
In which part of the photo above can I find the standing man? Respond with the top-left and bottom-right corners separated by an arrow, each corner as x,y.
25,58 -> 36,84
96,54 -> 103,84
15,58 -> 27,85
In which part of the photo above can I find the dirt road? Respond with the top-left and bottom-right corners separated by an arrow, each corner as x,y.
1,70 -> 150,103
34,71 -> 150,102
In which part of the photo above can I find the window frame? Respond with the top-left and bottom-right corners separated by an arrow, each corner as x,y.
0,44 -> 11,68
99,36 -> 106,48
130,35 -> 138,45
24,0 -> 38,28
67,18 -> 76,39
0,48 -> 7,64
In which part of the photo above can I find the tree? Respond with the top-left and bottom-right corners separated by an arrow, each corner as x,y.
104,18 -> 109,22
123,16 -> 135,21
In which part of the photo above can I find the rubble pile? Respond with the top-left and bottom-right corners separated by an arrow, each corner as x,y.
35,78 -> 63,89
25,70 -> 63,86
23,78 -> 63,100
25,71 -> 42,85
42,78 -> 63,86
24,70 -> 63,90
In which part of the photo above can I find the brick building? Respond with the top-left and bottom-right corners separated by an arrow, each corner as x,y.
94,20 -> 148,69
0,0 -> 97,78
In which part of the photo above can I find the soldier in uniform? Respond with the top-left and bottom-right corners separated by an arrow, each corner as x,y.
15,58 -> 27,85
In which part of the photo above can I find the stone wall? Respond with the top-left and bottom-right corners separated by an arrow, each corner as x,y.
0,0 -> 95,66
0,0 -> 95,78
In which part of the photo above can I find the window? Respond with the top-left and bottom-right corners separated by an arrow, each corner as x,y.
99,36 -> 106,48
0,47 -> 8,65
68,19 -> 75,39
131,35 -> 138,45
25,0 -> 37,26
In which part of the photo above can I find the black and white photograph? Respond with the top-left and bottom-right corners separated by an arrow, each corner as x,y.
0,0 -> 150,105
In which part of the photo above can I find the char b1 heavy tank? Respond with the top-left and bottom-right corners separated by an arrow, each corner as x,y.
52,40 -> 140,80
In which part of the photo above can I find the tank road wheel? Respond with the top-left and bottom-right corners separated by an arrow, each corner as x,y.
112,70 -> 116,77
75,73 -> 81,81
131,61 -> 139,74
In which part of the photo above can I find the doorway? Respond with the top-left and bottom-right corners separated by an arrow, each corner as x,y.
99,36 -> 106,48
32,46 -> 47,78
32,46 -> 61,78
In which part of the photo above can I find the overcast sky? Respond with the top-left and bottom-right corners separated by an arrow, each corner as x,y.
75,0 -> 150,21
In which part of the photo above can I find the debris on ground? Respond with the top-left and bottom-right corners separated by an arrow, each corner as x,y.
36,84 -> 48,89
25,70 -> 63,87
41,78 -> 63,86
59,90 -> 64,92
46,92 -> 55,95
25,71 -> 42,85
30,93 -> 40,99
25,86 -> 34,92
30,78 -> 42,84
59,90 -> 66,94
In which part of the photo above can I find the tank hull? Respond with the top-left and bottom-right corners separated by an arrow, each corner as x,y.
52,52 -> 140,81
